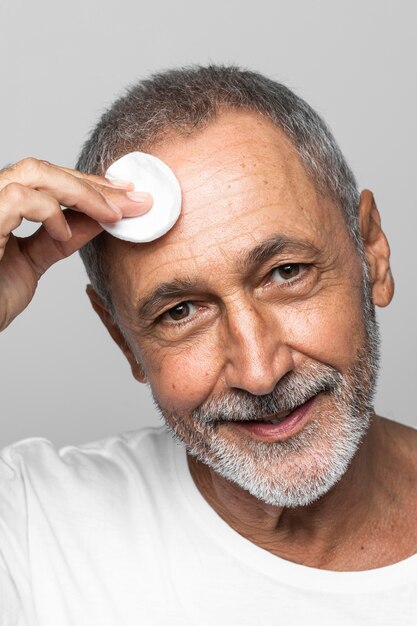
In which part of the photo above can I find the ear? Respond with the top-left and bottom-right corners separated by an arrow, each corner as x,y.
358,190 -> 394,307
86,285 -> 147,383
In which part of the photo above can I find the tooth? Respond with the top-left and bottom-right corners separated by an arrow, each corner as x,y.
265,413 -> 290,424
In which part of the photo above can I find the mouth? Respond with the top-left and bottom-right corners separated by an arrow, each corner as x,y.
220,394 -> 318,441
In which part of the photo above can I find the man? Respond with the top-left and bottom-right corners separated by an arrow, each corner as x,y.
0,65 -> 416,625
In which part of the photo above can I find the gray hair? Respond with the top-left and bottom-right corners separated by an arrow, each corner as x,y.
77,64 -> 361,312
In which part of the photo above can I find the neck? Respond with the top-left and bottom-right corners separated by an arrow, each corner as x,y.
187,414 -> 402,570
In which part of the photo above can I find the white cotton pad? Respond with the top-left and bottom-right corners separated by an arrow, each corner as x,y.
101,151 -> 182,243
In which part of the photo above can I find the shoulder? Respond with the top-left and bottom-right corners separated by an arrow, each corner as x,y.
0,426 -> 180,552
0,428 -> 184,611
1,425 -> 172,476
0,426 -> 177,505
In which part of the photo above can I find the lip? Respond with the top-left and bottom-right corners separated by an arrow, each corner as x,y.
224,394 -> 318,442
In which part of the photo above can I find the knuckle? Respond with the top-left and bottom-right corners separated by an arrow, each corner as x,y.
17,157 -> 43,176
2,182 -> 27,204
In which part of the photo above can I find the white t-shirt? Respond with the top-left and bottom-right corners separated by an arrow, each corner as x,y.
0,426 -> 416,625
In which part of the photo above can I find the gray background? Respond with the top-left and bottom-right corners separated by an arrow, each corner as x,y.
0,0 -> 415,448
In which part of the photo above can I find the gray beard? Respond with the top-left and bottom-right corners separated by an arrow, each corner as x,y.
153,268 -> 381,508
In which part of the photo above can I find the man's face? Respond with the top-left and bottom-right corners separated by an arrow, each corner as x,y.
106,110 -> 379,507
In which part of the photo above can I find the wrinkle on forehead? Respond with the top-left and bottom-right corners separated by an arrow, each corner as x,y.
106,110 -> 347,304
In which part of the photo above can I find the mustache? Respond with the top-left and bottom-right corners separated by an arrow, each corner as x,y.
192,363 -> 344,424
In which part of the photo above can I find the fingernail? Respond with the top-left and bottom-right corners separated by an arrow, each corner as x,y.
66,222 -> 72,238
106,178 -> 133,189
126,191 -> 151,203
106,199 -> 122,215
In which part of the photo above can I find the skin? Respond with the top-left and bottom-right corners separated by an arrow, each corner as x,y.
0,158 -> 152,330
2,112 -> 416,572
89,110 -> 417,571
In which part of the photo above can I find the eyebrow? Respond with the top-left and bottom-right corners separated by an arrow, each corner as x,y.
137,277 -> 205,320
136,234 -> 319,320
239,234 -> 319,271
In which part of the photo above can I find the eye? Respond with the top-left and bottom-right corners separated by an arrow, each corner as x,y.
161,302 -> 197,324
271,263 -> 305,283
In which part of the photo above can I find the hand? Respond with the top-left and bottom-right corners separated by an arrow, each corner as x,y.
0,158 -> 152,331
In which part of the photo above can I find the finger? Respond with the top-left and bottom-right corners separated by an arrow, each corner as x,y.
1,158 -> 152,223
48,165 -> 152,217
42,162 -> 135,191
3,160 -> 120,188
0,183 -> 71,244
20,210 -> 103,277
56,166 -> 154,216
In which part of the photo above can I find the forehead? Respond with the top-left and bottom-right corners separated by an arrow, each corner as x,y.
107,110 -> 344,299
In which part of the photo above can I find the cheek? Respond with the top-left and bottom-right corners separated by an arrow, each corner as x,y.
282,290 -> 366,370
141,338 -> 221,414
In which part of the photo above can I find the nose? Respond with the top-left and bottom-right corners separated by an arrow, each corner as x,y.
222,303 -> 294,396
